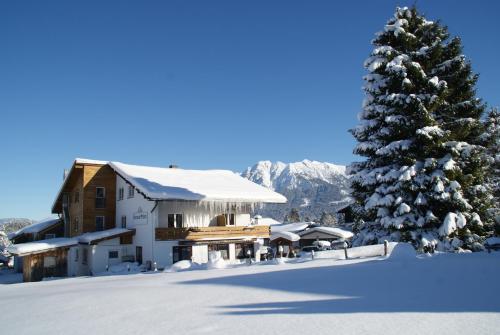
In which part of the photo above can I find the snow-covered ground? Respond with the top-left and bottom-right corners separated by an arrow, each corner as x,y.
1,250 -> 499,335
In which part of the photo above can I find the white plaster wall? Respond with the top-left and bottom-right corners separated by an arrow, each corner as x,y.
153,241 -> 178,269
115,175 -> 157,266
67,246 -> 79,277
157,202 -> 252,228
89,238 -> 134,274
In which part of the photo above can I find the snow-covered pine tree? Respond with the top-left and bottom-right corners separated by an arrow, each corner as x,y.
482,108 -> 500,232
349,6 -> 491,251
320,211 -> 337,226
284,208 -> 301,223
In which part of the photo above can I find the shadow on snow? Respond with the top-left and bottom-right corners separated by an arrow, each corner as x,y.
179,252 -> 500,315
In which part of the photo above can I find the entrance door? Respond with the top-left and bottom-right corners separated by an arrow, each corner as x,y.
136,246 -> 143,265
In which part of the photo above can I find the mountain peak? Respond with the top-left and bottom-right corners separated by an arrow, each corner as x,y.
242,160 -> 351,222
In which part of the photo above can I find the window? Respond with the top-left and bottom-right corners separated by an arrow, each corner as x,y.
75,191 -> 80,203
44,233 -> 56,240
95,187 -> 106,208
44,256 -> 56,268
73,216 -> 79,233
175,214 -> 183,228
167,214 -> 183,228
82,248 -> 88,265
121,215 -> 127,228
128,185 -> 134,198
228,213 -> 235,226
118,187 -> 124,201
172,246 -> 192,263
75,249 -> 79,262
108,251 -> 119,259
95,216 -> 105,231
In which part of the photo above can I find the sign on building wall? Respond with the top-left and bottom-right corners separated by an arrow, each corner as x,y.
133,207 -> 148,225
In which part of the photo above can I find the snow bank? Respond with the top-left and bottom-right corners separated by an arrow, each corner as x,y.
313,242 -> 415,261
165,260 -> 195,273
387,242 -> 417,259
109,161 -> 287,203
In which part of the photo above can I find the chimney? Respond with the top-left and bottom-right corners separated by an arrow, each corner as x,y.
63,169 -> 69,180
168,164 -> 179,169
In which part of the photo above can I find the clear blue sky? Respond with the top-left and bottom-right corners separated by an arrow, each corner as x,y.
1,0 -> 499,220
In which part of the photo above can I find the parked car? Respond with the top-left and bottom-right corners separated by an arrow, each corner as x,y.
301,246 -> 321,253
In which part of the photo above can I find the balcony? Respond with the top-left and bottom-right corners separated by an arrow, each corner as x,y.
155,225 -> 270,241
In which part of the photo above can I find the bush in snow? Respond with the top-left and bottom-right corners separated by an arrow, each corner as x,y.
349,6 -> 493,251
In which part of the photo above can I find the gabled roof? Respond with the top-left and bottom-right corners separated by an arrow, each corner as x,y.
298,226 -> 354,239
51,158 -> 108,213
8,217 -> 61,240
109,161 -> 287,203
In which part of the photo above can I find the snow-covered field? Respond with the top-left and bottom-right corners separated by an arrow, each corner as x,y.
1,250 -> 499,335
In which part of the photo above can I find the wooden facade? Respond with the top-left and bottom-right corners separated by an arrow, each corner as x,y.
155,225 -> 270,241
53,161 -> 116,237
22,248 -> 70,282
82,164 -> 116,233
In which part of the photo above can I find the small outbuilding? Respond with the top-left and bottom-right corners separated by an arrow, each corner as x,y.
269,231 -> 300,257
298,226 -> 354,247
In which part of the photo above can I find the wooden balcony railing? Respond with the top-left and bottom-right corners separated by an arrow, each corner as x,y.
155,225 -> 270,241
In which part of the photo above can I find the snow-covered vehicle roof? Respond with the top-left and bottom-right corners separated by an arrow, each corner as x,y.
8,217 -> 61,240
270,231 -> 301,242
298,226 -> 354,239
109,161 -> 287,203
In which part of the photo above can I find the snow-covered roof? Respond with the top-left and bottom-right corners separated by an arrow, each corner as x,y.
8,217 -> 61,240
7,238 -> 78,256
270,222 -> 311,233
74,158 -> 109,165
7,228 -> 136,255
78,228 -> 135,244
298,226 -> 354,239
255,217 -> 282,226
270,231 -> 300,242
109,161 -> 287,203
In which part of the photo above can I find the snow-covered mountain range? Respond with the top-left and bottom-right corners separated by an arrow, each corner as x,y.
0,218 -> 33,253
242,160 -> 351,222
